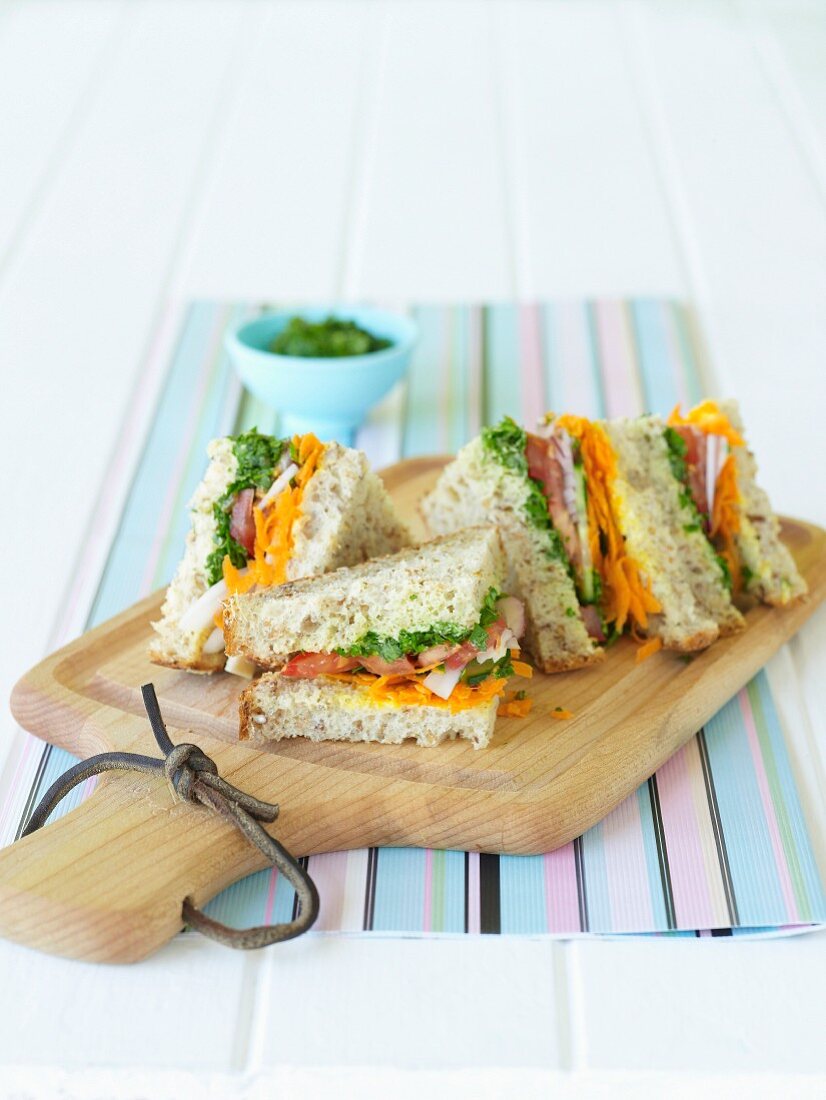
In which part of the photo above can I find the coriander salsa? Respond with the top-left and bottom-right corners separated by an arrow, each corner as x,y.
270,315 -> 393,358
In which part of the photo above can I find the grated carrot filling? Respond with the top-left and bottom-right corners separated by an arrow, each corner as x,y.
635,636 -> 663,664
223,433 -> 326,595
554,415 -> 661,635
710,453 -> 742,590
667,400 -> 744,447
668,402 -> 743,590
499,693 -> 533,718
324,670 -> 508,713
319,649 -> 534,713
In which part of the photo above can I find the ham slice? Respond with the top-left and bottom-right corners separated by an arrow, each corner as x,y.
580,604 -> 605,642
526,431 -> 583,574
229,488 -> 256,555
672,425 -> 708,526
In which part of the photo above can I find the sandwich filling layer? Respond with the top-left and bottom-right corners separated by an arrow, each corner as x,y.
481,418 -> 605,641
278,589 -> 530,711
662,421 -> 736,592
552,414 -> 662,640
667,400 -> 806,605
221,431 -> 326,594
666,401 -> 743,586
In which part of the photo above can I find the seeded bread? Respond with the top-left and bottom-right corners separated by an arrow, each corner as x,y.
605,416 -> 745,641
240,672 -> 499,749
224,526 -> 506,669
419,438 -> 601,672
150,439 -> 412,672
719,400 -> 807,607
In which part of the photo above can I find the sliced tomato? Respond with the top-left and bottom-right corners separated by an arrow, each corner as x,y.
359,654 -> 417,676
229,488 -> 256,555
281,652 -> 361,678
445,641 -> 481,671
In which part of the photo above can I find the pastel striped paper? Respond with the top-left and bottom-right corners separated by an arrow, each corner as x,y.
1,300 -> 823,939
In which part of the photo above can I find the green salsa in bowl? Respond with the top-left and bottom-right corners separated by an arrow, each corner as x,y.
270,315 -> 393,358
225,306 -> 418,445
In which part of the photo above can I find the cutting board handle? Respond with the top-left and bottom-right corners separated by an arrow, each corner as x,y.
0,770 -> 276,963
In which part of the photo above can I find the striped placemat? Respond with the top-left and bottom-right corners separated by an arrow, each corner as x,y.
1,300 -> 823,938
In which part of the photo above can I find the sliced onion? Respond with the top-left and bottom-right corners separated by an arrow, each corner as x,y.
496,596 -> 525,639
475,629 -> 515,664
180,578 -> 229,635
202,627 -> 225,654
259,462 -> 299,509
422,665 -> 464,700
225,654 -> 257,679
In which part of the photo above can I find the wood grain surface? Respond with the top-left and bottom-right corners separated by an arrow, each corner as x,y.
1,456 -> 824,963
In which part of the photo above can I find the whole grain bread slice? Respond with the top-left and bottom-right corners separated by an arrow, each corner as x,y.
223,526 -> 506,668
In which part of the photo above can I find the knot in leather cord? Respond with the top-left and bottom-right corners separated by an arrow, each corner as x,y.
19,683 -> 319,950
163,742 -> 218,804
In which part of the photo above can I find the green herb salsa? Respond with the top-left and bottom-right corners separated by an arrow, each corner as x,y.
481,417 -> 569,566
270,315 -> 392,358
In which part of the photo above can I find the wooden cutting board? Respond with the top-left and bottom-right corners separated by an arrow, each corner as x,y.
2,456 -> 825,963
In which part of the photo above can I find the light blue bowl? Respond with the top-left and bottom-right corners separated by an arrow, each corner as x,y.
225,306 -> 418,445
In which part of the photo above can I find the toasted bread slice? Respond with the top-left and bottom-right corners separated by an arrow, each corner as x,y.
150,437 -> 411,672
240,672 -> 499,750
224,526 -> 506,669
419,437 -> 601,673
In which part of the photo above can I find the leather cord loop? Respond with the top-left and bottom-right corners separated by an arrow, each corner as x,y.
20,683 -> 319,949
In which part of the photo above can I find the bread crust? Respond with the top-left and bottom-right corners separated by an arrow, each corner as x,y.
534,648 -> 607,674
148,648 -> 225,673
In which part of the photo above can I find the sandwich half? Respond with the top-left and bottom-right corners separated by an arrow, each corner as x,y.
566,413 -> 744,651
667,399 -> 807,607
420,419 -> 603,673
421,408 -> 757,662
227,527 -> 530,749
150,428 -> 411,673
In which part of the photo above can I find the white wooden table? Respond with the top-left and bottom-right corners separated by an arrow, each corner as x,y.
1,1 -> 825,1095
